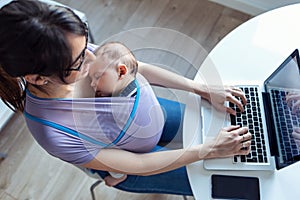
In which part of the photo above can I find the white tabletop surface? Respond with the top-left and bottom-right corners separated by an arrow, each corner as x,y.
183,3 -> 300,200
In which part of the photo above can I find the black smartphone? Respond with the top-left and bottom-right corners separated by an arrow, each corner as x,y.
211,174 -> 260,200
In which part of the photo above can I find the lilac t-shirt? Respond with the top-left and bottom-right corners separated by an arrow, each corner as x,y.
25,75 -> 164,165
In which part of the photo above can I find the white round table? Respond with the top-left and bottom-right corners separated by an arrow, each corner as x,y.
183,3 -> 300,200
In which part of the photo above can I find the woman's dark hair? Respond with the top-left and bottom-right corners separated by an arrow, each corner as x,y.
0,0 -> 87,112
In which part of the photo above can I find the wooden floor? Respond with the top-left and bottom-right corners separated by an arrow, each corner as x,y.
0,0 -> 251,199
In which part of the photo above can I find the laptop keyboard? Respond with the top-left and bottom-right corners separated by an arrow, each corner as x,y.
271,89 -> 300,163
229,86 -> 268,164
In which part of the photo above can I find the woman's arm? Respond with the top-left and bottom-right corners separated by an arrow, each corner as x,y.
82,126 -> 251,176
138,61 -> 198,94
138,61 -> 247,115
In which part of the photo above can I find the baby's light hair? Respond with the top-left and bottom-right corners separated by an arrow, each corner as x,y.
94,42 -> 138,75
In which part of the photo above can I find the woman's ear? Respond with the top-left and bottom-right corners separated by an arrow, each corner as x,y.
24,74 -> 49,85
118,64 -> 128,78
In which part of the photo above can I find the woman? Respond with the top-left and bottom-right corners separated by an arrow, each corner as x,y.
0,0 -> 251,196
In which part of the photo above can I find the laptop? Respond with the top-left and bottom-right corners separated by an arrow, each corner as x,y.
202,49 -> 300,171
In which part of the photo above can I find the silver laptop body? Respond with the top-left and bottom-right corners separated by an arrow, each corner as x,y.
203,49 -> 300,171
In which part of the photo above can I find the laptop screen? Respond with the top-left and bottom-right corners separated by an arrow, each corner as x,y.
264,49 -> 300,169
265,49 -> 300,90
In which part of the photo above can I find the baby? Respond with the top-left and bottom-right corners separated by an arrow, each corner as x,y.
89,42 -> 140,186
89,41 -> 138,98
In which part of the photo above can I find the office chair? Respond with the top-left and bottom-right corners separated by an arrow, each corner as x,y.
89,179 -> 189,200
79,166 -> 190,200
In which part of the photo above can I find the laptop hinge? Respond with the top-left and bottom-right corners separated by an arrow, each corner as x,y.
262,92 -> 279,156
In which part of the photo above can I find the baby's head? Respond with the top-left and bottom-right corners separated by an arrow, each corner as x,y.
89,42 -> 138,97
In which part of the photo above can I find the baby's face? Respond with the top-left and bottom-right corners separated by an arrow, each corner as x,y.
89,56 -> 119,97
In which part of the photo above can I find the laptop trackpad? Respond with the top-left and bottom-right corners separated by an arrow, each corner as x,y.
201,99 -> 230,141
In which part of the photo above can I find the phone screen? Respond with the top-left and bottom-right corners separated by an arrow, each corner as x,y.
211,174 -> 260,200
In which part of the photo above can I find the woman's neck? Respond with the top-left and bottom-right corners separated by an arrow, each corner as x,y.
72,76 -> 95,98
28,76 -> 95,99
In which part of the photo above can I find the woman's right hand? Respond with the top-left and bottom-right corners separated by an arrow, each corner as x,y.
200,125 -> 252,159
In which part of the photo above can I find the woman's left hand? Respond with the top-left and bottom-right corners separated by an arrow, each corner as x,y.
198,84 -> 247,115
